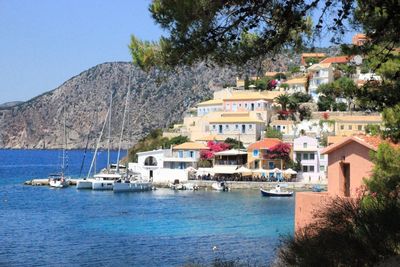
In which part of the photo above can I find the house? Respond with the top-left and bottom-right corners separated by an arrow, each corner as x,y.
270,120 -> 295,135
307,63 -> 334,101
294,135 -> 388,232
202,149 -> 248,177
352,33 -> 368,46
334,115 -> 382,136
293,136 -> 327,182
247,138 -> 285,179
197,99 -> 223,116
284,77 -> 308,93
165,142 -> 209,169
208,113 -> 265,146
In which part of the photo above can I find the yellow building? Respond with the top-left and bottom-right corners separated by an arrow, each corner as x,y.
333,115 -> 382,137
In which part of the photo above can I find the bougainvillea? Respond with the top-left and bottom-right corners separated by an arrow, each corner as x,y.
200,141 -> 231,160
269,143 -> 291,160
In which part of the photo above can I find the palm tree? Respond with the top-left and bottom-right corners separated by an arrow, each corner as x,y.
275,93 -> 290,111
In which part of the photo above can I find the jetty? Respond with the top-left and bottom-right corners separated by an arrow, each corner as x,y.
24,178 -> 78,186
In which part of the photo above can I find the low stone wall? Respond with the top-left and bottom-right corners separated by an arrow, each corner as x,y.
154,180 -> 327,191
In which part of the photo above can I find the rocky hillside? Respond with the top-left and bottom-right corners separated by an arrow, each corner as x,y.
0,62 -> 236,149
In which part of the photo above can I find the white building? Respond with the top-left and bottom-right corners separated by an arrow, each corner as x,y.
292,136 -> 327,183
307,63 -> 334,101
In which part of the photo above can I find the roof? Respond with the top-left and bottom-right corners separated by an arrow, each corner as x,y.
270,120 -> 294,126
172,142 -> 209,150
327,135 -> 347,145
265,71 -> 279,77
321,135 -> 387,154
308,63 -> 332,70
195,134 -> 225,142
197,99 -> 223,107
285,77 -> 307,84
320,56 -> 352,64
302,53 -> 326,58
334,115 -> 382,123
208,116 -> 264,124
224,91 -> 282,101
214,149 -> 248,156
248,138 -> 282,151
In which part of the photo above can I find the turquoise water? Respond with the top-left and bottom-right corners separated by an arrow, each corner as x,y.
0,149 -> 294,266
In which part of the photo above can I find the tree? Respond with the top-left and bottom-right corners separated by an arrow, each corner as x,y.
269,143 -> 291,161
130,1 -> 400,70
265,126 -> 283,140
200,141 -> 230,160
224,138 -> 244,149
275,94 -> 291,112
381,103 -> 400,143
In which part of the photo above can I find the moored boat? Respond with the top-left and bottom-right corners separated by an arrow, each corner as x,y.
113,172 -> 152,192
211,181 -> 229,191
91,173 -> 121,190
48,174 -> 69,188
260,185 -> 293,197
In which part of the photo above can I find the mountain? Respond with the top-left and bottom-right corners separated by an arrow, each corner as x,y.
0,101 -> 24,109
0,62 -> 237,149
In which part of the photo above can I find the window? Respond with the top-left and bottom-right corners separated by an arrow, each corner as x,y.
257,103 -> 261,107
282,126 -> 285,129
320,154 -> 324,160
302,165 -> 308,172
310,153 -> 315,160
253,149 -> 259,157
212,125 -> 216,130
358,125 -> 362,131
303,153 -> 309,160
225,124 -> 229,129
178,151 -> 183,158
303,142 -> 307,148
235,124 -> 239,129
254,160 -> 260,169
348,125 -> 352,130
248,124 -> 252,129
239,103 -> 242,107
296,152 -> 302,160
309,166 -> 315,172
320,165 -> 325,172
241,124 -> 246,134
245,103 -> 248,108
189,151 -> 195,158
218,125 -> 223,134
341,125 -> 344,130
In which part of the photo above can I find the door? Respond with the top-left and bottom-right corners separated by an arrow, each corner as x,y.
149,170 -> 153,178
219,125 -> 223,134
341,163 -> 350,197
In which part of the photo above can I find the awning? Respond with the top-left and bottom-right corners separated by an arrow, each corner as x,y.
284,168 -> 297,174
211,165 -> 238,174
214,149 -> 247,156
236,166 -> 252,174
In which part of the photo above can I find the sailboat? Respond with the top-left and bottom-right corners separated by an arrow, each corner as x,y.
49,106 -> 69,188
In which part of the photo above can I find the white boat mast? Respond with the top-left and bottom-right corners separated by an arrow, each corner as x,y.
61,105 -> 66,176
116,68 -> 133,173
107,89 -> 113,172
86,108 -> 110,179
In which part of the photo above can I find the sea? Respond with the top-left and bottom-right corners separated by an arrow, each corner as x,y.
0,149 -> 294,267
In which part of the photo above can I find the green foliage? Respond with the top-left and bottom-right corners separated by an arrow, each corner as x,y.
273,72 -> 286,80
298,106 -> 312,121
365,124 -> 381,136
275,94 -> 290,111
265,126 -> 282,140
197,159 -> 212,168
288,65 -> 301,74
129,35 -> 163,72
127,131 -> 188,162
381,104 -> 400,143
244,75 -> 249,90
224,138 -> 244,149
317,78 -> 357,111
280,83 -> 289,89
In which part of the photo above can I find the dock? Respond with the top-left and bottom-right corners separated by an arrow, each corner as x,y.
24,178 -> 78,186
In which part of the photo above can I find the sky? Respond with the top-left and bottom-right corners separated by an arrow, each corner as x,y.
0,1 -> 355,104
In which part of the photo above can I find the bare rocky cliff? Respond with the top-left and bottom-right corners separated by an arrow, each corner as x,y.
0,62 -> 236,149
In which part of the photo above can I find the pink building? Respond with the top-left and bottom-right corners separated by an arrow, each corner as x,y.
294,135 -> 387,232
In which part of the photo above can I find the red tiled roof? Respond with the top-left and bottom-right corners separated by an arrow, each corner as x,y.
320,56 -> 352,64
322,134 -> 397,154
248,138 -> 282,151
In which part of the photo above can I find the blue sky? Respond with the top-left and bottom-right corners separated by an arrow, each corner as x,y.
0,1 -> 355,104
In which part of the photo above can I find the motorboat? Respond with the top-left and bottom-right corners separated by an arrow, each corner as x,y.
183,183 -> 199,191
113,172 -> 153,192
91,173 -> 122,190
48,173 -> 69,188
260,185 -> 293,197
211,181 -> 229,191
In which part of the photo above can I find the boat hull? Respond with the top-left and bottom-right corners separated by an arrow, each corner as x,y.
113,181 -> 152,192
49,180 -> 69,188
92,180 -> 114,190
76,180 -> 93,189
260,188 -> 293,197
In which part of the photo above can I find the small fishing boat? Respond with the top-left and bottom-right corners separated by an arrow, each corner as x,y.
211,181 -> 229,191
48,173 -> 69,188
260,185 -> 293,197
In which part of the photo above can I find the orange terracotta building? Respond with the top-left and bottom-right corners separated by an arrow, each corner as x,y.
294,135 -> 388,232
